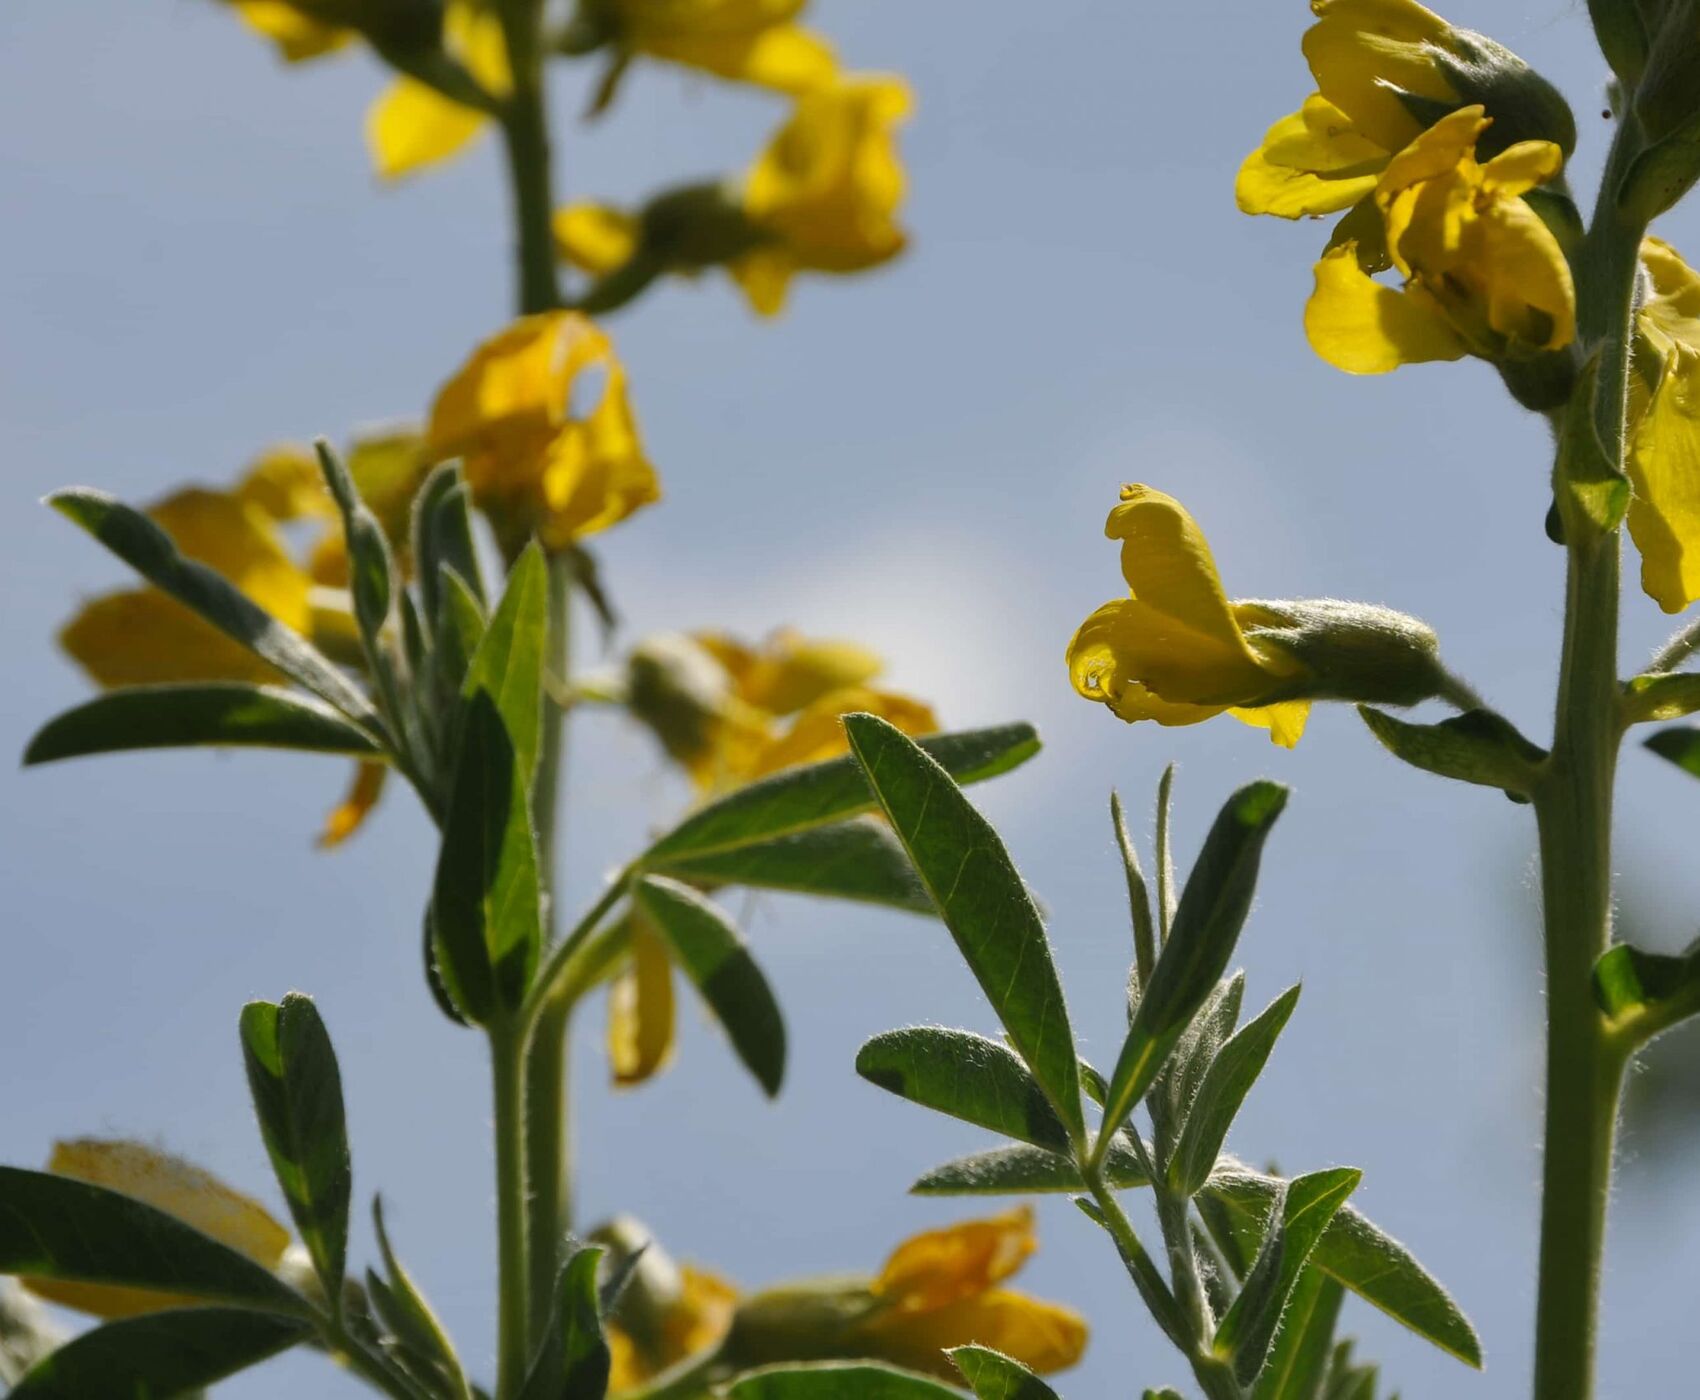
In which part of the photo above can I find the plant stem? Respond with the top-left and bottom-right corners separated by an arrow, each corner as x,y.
490,1023 -> 532,1399
494,0 -> 561,317
1081,1164 -> 1191,1363
1152,1189 -> 1240,1400
1528,135 -> 1645,1400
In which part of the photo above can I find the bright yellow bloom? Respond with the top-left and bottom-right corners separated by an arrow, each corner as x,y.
58,439 -> 430,843
554,74 -> 911,316
1237,0 -> 1457,233
588,0 -> 836,94
425,311 -> 659,554
1627,238 -> 1700,613
23,1140 -> 291,1319
607,1257 -> 740,1390
1304,107 -> 1573,374
1068,486 -> 1313,748
225,0 -> 506,180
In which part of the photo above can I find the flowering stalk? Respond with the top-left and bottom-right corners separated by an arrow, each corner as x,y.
1530,119 -> 1646,1400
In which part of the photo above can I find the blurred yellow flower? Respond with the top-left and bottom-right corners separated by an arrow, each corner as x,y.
1237,0 -> 1457,234
1304,106 -> 1573,374
607,1257 -> 739,1390
554,74 -> 911,316
224,0 -> 507,180
609,627 -> 935,1085
584,0 -> 836,94
23,1140 -> 291,1319
1067,486 -> 1312,748
1627,238 -> 1700,613
57,439 -> 431,845
425,311 -> 659,555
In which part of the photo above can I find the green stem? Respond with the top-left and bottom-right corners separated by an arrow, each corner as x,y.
1529,135 -> 1645,1400
490,1023 -> 532,1399
1153,1189 -> 1240,1400
495,0 -> 561,317
1081,1165 -> 1190,1358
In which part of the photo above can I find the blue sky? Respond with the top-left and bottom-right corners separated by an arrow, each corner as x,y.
4,1 -> 1700,1395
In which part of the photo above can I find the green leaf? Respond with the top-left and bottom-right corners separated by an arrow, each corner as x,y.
647,724 -> 1040,863
368,1198 -> 469,1399
844,714 -> 1083,1145
650,818 -> 931,913
1142,1392 -> 1184,1400
1646,723 -> 1700,779
950,1346 -> 1060,1400
431,693 -> 542,1025
5,1308 -> 309,1399
414,464 -> 487,620
1154,973 -> 1244,1160
1203,1168 -> 1481,1368
1321,1340 -> 1383,1400
463,543 -> 549,783
1358,708 -> 1546,799
435,567 -> 489,699
1098,782 -> 1288,1160
1213,1167 -> 1361,1386
47,488 -> 379,730
1592,939 -> 1700,1036
632,876 -> 786,1096
316,440 -> 396,656
1623,672 -> 1700,724
1169,986 -> 1301,1196
1553,352 -> 1630,535
1110,790 -> 1157,992
911,1141 -> 1147,1197
1252,1268 -> 1346,1400
726,1363 -> 966,1399
23,684 -> 384,766
857,1028 -> 1072,1151
516,1246 -> 610,1400
0,1167 -> 306,1315
239,993 -> 351,1305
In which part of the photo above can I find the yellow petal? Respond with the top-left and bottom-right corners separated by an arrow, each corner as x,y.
238,445 -> 332,520
1304,242 -> 1466,373
24,1140 -> 290,1319
747,685 -> 937,779
554,204 -> 643,277
450,0 -> 513,97
1235,96 -> 1387,219
1303,0 -> 1456,153
858,1288 -> 1088,1381
634,23 -> 836,93
231,1 -> 353,62
874,1207 -> 1035,1314
1628,340 -> 1700,612
736,631 -> 884,714
149,489 -> 314,628
608,921 -> 677,1086
367,77 -> 490,181
1228,701 -> 1312,748
729,246 -> 796,316
536,361 -> 662,547
1481,139 -> 1566,198
318,761 -> 388,848
60,589 -> 279,688
607,1262 -> 738,1390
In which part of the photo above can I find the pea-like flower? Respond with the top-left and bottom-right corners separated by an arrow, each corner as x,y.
601,1206 -> 1085,1390
1068,486 -> 1445,747
1239,0 -> 1573,265
554,75 -> 911,316
1304,107 -> 1574,374
425,311 -> 660,557
610,627 -> 935,1084
23,1140 -> 291,1319
1627,238 -> 1700,613
562,0 -> 836,95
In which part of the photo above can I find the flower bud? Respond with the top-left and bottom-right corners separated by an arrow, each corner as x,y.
1635,0 -> 1700,142
1421,27 -> 1577,158
1236,599 -> 1447,707
624,633 -> 740,771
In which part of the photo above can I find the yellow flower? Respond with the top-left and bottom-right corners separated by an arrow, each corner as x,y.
609,627 -> 935,1086
1068,486 -> 1443,746
1068,487 -> 1312,747
1237,0 -> 1458,232
554,74 -> 911,316
1303,106 -> 1573,374
721,1207 -> 1086,1382
23,1140 -> 291,1319
582,0 -> 836,94
225,0 -> 507,180
607,1256 -> 740,1390
57,438 -> 430,844
425,311 -> 659,555
1627,238 -> 1700,613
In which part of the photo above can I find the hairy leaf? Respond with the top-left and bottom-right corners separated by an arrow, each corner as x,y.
857,1028 -> 1072,1151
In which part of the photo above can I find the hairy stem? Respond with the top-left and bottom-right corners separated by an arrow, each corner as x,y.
495,0 -> 560,317
490,1023 -> 532,1399
1153,1189 -> 1240,1400
1529,129 -> 1645,1400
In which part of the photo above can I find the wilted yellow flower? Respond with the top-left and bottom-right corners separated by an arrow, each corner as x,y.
425,311 -> 659,555
224,0 -> 506,180
1304,107 -> 1573,374
23,1140 -> 291,1319
57,439 -> 430,844
1068,486 -> 1312,748
573,0 -> 836,94
554,74 -> 911,316
721,1207 -> 1086,1382
1627,238 -> 1700,613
